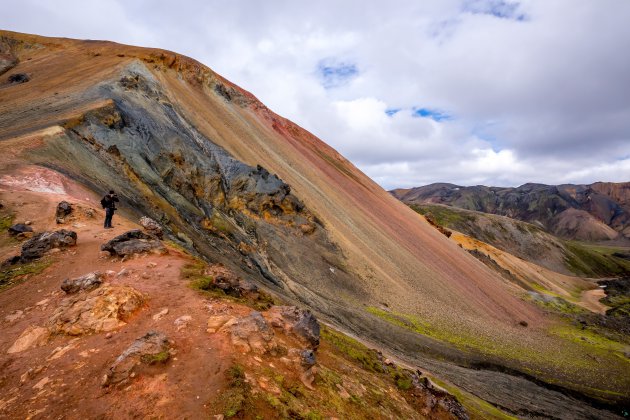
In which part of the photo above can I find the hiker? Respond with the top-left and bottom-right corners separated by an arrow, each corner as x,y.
101,190 -> 119,229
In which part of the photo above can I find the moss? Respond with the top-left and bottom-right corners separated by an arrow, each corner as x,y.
141,349 -> 170,364
321,326 -> 385,373
220,364 -> 250,418
429,377 -> 516,420
0,258 -> 53,291
0,213 -> 15,232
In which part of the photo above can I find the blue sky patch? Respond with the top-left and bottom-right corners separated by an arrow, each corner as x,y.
318,60 -> 358,88
412,107 -> 452,122
385,108 -> 401,116
463,0 -> 528,21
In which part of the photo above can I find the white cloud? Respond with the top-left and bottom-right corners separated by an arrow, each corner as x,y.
2,0 -> 629,189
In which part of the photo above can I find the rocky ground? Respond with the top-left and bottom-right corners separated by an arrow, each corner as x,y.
0,181 -> 469,419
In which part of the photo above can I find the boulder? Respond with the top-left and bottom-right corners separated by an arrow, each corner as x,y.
266,306 -> 320,348
61,272 -> 104,294
223,311 -> 276,354
100,229 -> 166,257
8,223 -> 33,236
49,285 -> 144,336
139,216 -> 163,238
103,331 -> 170,386
4,229 -> 78,264
55,201 -> 73,223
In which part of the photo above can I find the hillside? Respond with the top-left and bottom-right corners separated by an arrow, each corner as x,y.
408,203 -> 630,278
392,182 -> 630,242
1,30 -> 629,418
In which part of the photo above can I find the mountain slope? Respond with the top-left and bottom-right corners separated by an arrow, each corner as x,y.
392,182 -> 630,242
1,30 -> 629,416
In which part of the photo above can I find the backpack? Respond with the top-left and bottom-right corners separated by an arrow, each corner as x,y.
100,196 -> 110,209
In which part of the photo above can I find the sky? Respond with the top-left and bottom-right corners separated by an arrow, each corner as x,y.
2,0 -> 629,189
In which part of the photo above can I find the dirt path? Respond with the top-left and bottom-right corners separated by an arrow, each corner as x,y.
0,173 -> 237,419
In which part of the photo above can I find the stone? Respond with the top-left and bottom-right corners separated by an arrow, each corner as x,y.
174,315 -> 192,331
61,272 -> 104,294
49,285 -> 144,336
206,314 -> 234,333
8,73 -> 29,84
103,331 -> 170,386
5,310 -> 24,323
224,311 -> 275,354
139,216 -> 163,238
4,230 -> 77,265
101,230 -> 166,257
25,220 -> 32,225
266,306 -> 320,348
152,308 -> 169,321
7,326 -> 49,354
8,223 -> 33,236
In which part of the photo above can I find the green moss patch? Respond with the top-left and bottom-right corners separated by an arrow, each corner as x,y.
0,258 -> 52,291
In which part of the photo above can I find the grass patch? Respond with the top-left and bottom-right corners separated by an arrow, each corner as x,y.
429,377 -> 517,420
564,241 -> 630,277
220,364 -> 250,418
0,213 -> 15,232
321,326 -> 385,373
0,258 -> 52,291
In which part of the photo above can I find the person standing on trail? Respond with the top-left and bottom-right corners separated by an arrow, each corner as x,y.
101,190 -> 119,229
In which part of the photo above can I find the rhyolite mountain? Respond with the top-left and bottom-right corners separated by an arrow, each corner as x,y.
1,30 -> 629,418
392,182 -> 630,242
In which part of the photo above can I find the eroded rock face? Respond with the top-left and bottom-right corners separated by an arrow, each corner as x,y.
3,230 -> 77,265
266,306 -> 320,348
49,285 -> 144,335
100,229 -> 166,257
103,331 -> 170,387
61,272 -> 104,294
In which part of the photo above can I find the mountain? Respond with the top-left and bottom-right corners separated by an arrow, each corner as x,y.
1,30 -> 629,418
392,182 -> 630,242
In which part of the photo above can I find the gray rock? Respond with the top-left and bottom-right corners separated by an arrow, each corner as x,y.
61,272 -> 104,294
8,223 -> 33,236
55,201 -> 72,219
9,229 -> 78,263
300,349 -> 316,367
100,229 -> 165,257
267,306 -> 320,348
103,331 -> 170,386
139,216 -> 163,238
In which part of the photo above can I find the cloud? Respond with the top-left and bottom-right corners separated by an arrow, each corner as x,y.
1,0 -> 629,190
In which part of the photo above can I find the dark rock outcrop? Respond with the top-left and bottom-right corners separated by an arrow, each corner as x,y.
8,73 -> 29,84
55,201 -> 73,223
8,223 -> 33,236
100,229 -> 165,257
61,272 -> 104,294
266,306 -> 320,349
103,331 -> 170,386
3,229 -> 77,265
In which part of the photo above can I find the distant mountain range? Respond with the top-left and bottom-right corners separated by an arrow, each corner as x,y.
391,182 -> 630,242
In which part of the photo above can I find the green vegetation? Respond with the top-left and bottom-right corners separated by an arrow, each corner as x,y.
526,292 -> 588,315
0,213 -> 15,232
564,241 -> 630,277
0,258 -> 52,291
141,349 -> 170,365
182,260 -> 275,311
410,204 -> 476,228
320,327 -> 385,373
220,364 -> 250,418
429,377 -> 517,420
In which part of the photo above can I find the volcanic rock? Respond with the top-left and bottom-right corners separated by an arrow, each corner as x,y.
139,216 -> 163,238
55,201 -> 73,223
266,306 -> 320,348
61,272 -> 104,294
4,229 -> 77,265
8,73 -> 29,84
103,331 -> 170,386
223,311 -> 275,354
49,285 -> 144,336
7,223 -> 33,236
100,229 -> 165,257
